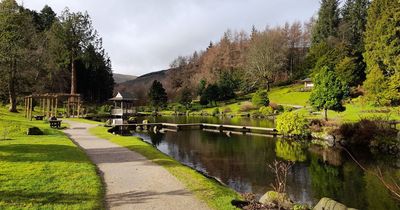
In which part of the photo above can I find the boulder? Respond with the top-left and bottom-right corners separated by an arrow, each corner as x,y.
259,191 -> 293,210
313,197 -> 357,210
27,127 -> 43,135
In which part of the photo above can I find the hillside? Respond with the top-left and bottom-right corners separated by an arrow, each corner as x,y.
113,73 -> 137,84
115,70 -> 169,105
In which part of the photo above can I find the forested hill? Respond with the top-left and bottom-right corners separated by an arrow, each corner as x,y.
115,70 -> 169,105
113,73 -> 137,84
114,21 -> 312,105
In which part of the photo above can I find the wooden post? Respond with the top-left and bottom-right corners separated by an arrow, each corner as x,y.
24,98 -> 27,118
24,98 -> 26,118
55,97 -> 58,117
29,97 -> 33,121
77,97 -> 81,118
72,102 -> 75,118
42,98 -> 45,116
52,97 -> 55,117
67,101 -> 70,118
46,98 -> 50,118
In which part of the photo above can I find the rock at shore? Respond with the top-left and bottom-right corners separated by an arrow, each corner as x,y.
313,197 -> 357,210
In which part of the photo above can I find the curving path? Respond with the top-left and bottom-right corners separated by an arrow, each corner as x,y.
63,120 -> 210,210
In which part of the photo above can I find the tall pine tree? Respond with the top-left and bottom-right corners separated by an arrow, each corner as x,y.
363,0 -> 400,105
148,80 -> 168,109
311,0 -> 340,44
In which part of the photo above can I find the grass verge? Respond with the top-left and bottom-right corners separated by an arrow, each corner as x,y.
89,126 -> 241,210
0,107 -> 103,209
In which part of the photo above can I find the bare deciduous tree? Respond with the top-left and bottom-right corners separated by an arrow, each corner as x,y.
245,27 -> 288,91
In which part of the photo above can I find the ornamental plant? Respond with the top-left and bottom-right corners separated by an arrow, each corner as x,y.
276,112 -> 309,137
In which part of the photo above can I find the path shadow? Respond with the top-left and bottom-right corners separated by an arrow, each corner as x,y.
85,146 -> 182,169
107,189 -> 193,207
86,147 -> 147,164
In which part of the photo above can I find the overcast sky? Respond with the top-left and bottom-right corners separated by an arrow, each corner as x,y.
18,0 -> 320,76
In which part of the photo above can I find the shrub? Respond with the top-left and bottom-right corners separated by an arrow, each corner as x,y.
173,105 -> 186,113
212,108 -> 220,116
259,106 -> 274,116
239,102 -> 257,112
335,117 -> 397,145
269,102 -> 278,110
223,107 -> 232,113
283,106 -> 294,112
199,94 -> 209,105
251,110 -> 262,118
252,89 -> 270,107
276,112 -> 309,136
99,105 -> 112,113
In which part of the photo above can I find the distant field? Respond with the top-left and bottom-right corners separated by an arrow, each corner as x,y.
0,108 -> 103,209
196,84 -> 400,122
200,84 -> 310,114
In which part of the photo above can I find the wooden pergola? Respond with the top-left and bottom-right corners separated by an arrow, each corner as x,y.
24,93 -> 82,120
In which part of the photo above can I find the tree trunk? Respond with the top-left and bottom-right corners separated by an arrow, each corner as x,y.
8,62 -> 17,113
266,81 -> 270,92
71,59 -> 77,94
324,108 -> 328,121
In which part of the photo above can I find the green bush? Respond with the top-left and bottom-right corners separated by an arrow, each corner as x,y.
212,108 -> 220,116
259,106 -> 274,116
276,112 -> 309,136
99,105 -> 112,113
173,105 -> 186,113
223,107 -> 232,113
251,110 -> 262,118
252,89 -> 270,107
283,106 -> 294,112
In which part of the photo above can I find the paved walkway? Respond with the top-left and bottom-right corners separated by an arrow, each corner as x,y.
63,120 -> 210,210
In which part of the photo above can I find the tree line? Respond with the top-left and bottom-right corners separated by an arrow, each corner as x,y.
0,0 -> 114,112
308,0 -> 399,120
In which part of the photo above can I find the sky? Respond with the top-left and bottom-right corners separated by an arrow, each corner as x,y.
18,0 -> 320,76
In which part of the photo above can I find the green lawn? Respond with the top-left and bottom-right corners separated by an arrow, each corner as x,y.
0,107 -> 103,209
89,126 -> 241,210
325,103 -> 400,122
197,84 -> 310,115
268,84 -> 311,106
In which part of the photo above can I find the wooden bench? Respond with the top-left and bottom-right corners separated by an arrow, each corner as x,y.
33,115 -> 44,120
49,120 -> 62,128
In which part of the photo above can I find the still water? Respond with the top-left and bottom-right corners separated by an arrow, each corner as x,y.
131,116 -> 399,209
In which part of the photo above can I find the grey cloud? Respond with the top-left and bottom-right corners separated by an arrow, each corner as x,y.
19,0 -> 319,76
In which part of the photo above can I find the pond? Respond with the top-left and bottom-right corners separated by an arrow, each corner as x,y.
130,116 -> 399,209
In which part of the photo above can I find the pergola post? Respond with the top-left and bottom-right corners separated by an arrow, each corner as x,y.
28,97 -> 33,121
67,100 -> 70,117
42,98 -> 45,116
77,97 -> 81,118
46,97 -> 50,119
24,98 -> 27,118
55,97 -> 58,117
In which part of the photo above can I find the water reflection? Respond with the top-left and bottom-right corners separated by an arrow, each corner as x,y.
129,116 -> 399,209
